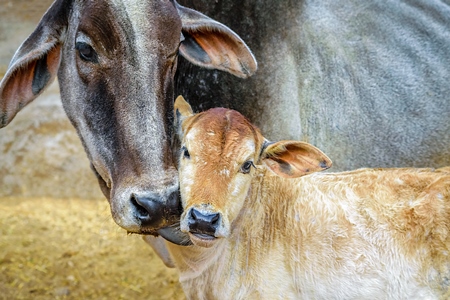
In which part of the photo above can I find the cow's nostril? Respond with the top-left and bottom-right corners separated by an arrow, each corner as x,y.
130,194 -> 149,217
130,193 -> 168,228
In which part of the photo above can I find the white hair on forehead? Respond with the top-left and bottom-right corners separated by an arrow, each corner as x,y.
185,127 -> 199,144
121,0 -> 151,27
112,1 -> 153,35
243,139 -> 256,154
229,138 -> 256,161
219,168 -> 230,177
109,0 -> 162,53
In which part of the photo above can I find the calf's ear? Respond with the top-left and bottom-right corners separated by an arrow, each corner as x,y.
0,0 -> 68,128
174,95 -> 194,135
261,141 -> 332,178
175,2 -> 257,79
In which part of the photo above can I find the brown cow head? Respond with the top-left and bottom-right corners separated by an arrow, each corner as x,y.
0,0 -> 257,245
174,96 -> 331,247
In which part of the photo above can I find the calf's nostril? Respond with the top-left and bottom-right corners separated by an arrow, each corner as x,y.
211,213 -> 220,226
190,208 -> 198,221
188,209 -> 221,236
189,209 -> 221,227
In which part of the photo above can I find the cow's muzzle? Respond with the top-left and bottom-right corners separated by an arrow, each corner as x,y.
130,191 -> 192,246
130,192 -> 176,227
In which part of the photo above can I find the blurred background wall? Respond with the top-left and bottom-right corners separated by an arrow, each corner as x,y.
0,0 -> 103,199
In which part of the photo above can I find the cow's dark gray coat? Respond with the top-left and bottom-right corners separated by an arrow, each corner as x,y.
176,0 -> 450,171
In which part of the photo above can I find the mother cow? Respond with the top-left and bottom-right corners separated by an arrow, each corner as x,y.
0,0 -> 256,244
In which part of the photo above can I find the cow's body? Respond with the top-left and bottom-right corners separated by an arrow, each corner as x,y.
169,97 -> 450,299
176,0 -> 450,171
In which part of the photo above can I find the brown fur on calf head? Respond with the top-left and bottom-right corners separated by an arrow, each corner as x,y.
173,95 -> 331,246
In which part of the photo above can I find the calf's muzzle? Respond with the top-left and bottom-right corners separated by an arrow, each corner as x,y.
187,208 -> 221,236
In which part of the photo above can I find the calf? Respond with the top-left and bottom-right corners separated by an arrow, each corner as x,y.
166,95 -> 450,299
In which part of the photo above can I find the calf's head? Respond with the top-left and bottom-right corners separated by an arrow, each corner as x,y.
174,96 -> 332,247
0,0 -> 256,244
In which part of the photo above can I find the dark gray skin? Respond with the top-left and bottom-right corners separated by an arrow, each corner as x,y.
0,0 -> 256,245
176,0 -> 450,171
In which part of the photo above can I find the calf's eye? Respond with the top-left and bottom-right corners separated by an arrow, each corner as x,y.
240,161 -> 255,174
75,42 -> 98,63
181,146 -> 190,159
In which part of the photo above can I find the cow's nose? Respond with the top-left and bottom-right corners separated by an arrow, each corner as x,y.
130,193 -> 165,227
188,208 -> 221,235
130,191 -> 181,228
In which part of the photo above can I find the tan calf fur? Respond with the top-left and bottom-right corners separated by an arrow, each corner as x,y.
167,96 -> 450,299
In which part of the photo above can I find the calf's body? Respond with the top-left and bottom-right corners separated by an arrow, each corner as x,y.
167,96 -> 450,299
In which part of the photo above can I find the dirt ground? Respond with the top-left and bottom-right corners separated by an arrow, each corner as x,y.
0,197 -> 185,300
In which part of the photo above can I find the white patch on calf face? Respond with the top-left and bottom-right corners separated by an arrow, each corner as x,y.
179,161 -> 196,206
230,176 -> 245,197
243,139 -> 256,156
224,173 -> 253,224
179,177 -> 195,233
394,178 -> 404,185
179,146 -> 198,233
219,168 -> 230,177
185,128 -> 199,144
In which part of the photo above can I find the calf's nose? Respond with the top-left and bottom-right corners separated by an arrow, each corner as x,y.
188,208 -> 221,235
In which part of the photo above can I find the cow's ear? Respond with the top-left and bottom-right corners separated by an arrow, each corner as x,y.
174,95 -> 194,135
0,0 -> 68,128
261,141 -> 332,178
175,3 -> 257,79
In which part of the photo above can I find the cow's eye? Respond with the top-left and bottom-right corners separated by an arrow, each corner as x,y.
181,146 -> 190,159
75,42 -> 98,63
240,160 -> 255,174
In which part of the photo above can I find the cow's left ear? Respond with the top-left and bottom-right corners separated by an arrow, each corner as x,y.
261,141 -> 332,178
175,2 -> 257,79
